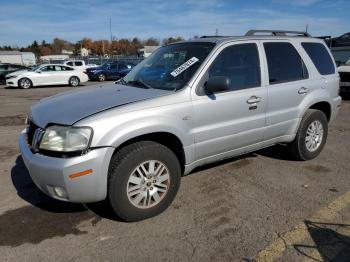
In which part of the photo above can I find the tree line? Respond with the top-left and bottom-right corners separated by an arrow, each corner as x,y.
0,36 -> 187,57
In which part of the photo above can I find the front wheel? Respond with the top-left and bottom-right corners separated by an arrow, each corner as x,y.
108,141 -> 181,221
288,109 -> 328,160
98,74 -> 106,82
69,76 -> 80,87
18,78 -> 32,89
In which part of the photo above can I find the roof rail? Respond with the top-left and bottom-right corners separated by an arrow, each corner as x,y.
200,35 -> 231,38
245,30 -> 311,37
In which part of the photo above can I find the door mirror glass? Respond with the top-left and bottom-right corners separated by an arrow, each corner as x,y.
205,76 -> 230,94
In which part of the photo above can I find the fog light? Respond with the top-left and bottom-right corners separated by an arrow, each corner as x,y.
53,186 -> 67,198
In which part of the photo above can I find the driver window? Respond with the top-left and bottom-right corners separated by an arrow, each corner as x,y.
207,43 -> 261,92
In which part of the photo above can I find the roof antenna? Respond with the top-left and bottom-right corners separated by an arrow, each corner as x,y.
215,28 -> 218,36
305,24 -> 309,33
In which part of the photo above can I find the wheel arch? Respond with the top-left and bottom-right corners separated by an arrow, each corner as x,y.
308,101 -> 331,122
110,132 -> 186,174
18,77 -> 33,88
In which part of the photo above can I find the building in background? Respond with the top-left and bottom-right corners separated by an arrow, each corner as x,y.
138,46 -> 160,58
40,54 -> 69,64
80,48 -> 89,57
61,49 -> 74,55
0,51 -> 36,66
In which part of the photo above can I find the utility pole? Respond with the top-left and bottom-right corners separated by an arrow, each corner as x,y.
109,17 -> 112,43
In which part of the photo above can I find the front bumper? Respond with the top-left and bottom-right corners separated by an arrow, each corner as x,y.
6,78 -> 17,87
87,72 -> 98,80
19,130 -> 114,203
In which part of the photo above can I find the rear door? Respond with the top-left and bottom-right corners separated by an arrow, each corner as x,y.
261,40 -> 314,140
118,63 -> 129,78
192,41 -> 267,160
53,65 -> 71,84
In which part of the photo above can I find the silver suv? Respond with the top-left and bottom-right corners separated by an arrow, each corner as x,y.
19,30 -> 341,221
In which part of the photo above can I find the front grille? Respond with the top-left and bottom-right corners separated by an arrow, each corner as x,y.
27,120 -> 45,151
339,72 -> 350,82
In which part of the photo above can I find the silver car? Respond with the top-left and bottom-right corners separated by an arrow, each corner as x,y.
19,30 -> 341,221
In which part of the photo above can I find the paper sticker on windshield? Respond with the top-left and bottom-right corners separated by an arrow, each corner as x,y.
170,57 -> 199,77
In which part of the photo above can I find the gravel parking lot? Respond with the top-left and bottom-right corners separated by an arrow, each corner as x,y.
0,83 -> 349,262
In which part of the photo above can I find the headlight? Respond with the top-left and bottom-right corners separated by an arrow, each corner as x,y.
6,75 -> 16,80
39,125 -> 92,152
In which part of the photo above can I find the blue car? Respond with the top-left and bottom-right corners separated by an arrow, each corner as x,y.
87,62 -> 134,82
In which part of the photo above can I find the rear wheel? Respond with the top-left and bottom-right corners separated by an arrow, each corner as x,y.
108,141 -> 181,221
69,76 -> 80,87
18,78 -> 32,89
98,74 -> 106,82
288,109 -> 328,160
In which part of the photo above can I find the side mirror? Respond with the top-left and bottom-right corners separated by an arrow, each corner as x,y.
205,76 -> 230,94
36,70 -> 41,73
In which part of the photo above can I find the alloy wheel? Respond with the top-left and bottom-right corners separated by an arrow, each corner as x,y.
127,160 -> 170,209
305,120 -> 324,152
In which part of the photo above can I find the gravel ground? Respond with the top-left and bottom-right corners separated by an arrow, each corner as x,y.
0,83 -> 349,262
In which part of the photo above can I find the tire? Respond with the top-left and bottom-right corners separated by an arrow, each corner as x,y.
69,76 -> 80,87
18,78 -> 32,89
98,74 -> 106,82
108,141 -> 181,221
288,109 -> 328,160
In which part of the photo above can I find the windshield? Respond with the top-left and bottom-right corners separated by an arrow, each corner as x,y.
123,42 -> 215,91
331,49 -> 350,66
30,66 -> 40,71
101,63 -> 111,69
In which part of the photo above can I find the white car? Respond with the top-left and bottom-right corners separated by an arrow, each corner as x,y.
63,60 -> 98,71
338,59 -> 350,93
5,64 -> 88,89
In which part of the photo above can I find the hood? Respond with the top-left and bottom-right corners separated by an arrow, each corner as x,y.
87,66 -> 103,72
31,83 -> 172,127
7,70 -> 29,77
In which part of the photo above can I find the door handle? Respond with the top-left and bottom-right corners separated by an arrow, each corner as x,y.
246,96 -> 261,104
298,87 -> 309,94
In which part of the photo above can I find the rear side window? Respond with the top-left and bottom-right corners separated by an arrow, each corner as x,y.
264,42 -> 308,84
75,61 -> 83,66
67,62 -> 73,66
301,42 -> 335,75
208,43 -> 261,91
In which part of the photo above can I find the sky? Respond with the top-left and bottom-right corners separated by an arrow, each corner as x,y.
0,0 -> 349,47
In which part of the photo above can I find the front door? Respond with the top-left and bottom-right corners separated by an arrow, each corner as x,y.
191,41 -> 267,161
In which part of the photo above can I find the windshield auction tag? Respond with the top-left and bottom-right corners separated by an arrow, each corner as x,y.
170,57 -> 199,77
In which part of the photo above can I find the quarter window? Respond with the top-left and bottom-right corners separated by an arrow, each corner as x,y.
208,43 -> 261,91
301,42 -> 335,75
264,42 -> 308,84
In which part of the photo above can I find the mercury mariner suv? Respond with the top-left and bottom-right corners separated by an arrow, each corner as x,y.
19,30 -> 341,221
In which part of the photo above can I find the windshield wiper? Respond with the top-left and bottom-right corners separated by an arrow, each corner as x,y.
126,79 -> 152,89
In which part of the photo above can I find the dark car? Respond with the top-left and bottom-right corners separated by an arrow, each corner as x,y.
87,62 -> 134,82
0,63 -> 28,83
331,33 -> 350,47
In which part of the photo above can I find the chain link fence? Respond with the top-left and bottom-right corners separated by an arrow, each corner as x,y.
41,55 -> 144,66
